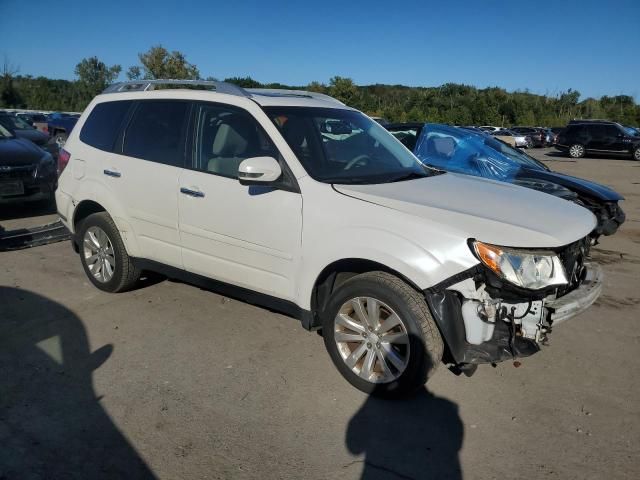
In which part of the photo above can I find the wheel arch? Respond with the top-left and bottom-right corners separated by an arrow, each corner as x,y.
71,195 -> 139,257
307,258 -> 423,329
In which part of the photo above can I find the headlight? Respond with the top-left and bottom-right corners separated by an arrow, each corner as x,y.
472,240 -> 568,290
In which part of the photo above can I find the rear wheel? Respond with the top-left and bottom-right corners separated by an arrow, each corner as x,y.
77,212 -> 140,293
322,271 -> 443,398
569,144 -> 585,158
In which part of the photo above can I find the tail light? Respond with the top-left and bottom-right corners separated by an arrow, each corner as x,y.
58,148 -> 71,175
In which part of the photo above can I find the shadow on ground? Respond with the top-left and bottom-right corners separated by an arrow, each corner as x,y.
346,386 -> 463,479
0,286 -> 156,479
0,201 -> 56,222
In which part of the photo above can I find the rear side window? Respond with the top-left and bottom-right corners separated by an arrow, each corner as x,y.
123,100 -> 190,167
80,101 -> 133,151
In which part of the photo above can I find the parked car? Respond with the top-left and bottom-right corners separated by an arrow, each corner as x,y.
0,123 -> 57,203
0,113 -> 58,159
510,127 -> 546,147
479,125 -> 502,133
491,129 -> 531,148
549,127 -> 564,144
386,123 -> 624,240
370,116 -> 389,126
57,80 -> 602,397
539,128 -> 555,146
556,121 -> 640,160
47,112 -> 79,147
16,112 -> 50,133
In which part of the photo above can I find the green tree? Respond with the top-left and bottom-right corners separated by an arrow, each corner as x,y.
0,56 -> 23,107
133,45 -> 199,80
126,66 -> 141,80
329,76 -> 358,104
74,56 -> 121,103
223,76 -> 262,88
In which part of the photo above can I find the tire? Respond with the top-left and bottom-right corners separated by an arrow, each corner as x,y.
322,271 -> 443,398
568,144 -> 585,158
77,212 -> 140,293
633,147 -> 640,161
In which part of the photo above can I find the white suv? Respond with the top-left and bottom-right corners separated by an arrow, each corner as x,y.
56,80 -> 602,397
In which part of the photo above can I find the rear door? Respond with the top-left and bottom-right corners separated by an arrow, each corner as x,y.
107,99 -> 191,267
177,102 -> 302,301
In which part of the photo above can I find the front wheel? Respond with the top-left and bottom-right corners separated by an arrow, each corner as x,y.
322,271 -> 443,398
633,147 -> 640,161
569,144 -> 585,158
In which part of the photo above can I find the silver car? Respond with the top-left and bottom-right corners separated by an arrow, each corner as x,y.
492,129 -> 531,148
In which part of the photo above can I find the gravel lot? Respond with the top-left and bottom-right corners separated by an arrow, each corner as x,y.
1,148 -> 639,479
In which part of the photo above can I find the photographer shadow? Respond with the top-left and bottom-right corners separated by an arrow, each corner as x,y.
346,367 -> 463,479
0,286 -> 155,479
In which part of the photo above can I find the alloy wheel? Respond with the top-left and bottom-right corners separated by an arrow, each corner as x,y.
569,144 -> 584,158
83,226 -> 116,283
634,148 -> 640,161
334,297 -> 410,384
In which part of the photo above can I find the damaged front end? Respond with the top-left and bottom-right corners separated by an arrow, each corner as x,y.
425,237 -> 603,368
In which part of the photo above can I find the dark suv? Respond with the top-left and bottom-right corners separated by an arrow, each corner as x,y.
556,121 -> 640,160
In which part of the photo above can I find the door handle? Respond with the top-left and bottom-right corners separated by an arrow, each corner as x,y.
180,187 -> 205,198
103,169 -> 121,178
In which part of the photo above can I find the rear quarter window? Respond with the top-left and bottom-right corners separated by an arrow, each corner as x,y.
80,101 -> 133,152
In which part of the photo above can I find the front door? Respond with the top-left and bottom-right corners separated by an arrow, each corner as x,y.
178,102 -> 302,301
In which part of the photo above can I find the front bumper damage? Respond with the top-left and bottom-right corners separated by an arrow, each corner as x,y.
425,262 -> 603,367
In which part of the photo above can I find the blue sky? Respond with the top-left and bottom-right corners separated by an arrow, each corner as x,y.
2,0 -> 639,99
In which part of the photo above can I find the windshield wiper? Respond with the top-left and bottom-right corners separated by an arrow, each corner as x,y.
387,171 -> 429,183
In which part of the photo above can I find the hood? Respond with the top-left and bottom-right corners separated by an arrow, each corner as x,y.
519,167 -> 624,201
14,128 -> 49,146
334,173 -> 597,248
0,137 -> 47,166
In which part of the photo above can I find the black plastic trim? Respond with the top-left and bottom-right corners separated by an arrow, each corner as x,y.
131,258 -> 314,329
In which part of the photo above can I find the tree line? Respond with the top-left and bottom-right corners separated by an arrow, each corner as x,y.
2,46 -> 639,127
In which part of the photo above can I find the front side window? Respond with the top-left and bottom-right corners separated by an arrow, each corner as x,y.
193,104 -> 279,178
80,100 -> 133,152
264,107 -> 431,184
123,100 -> 190,167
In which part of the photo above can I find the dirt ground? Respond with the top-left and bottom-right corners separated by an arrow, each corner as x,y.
1,148 -> 638,479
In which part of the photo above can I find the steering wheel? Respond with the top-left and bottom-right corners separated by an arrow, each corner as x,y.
344,154 -> 371,170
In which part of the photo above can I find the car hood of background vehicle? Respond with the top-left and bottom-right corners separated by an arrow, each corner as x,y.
14,128 -> 49,146
334,173 -> 597,248
519,167 -> 624,201
0,137 -> 46,166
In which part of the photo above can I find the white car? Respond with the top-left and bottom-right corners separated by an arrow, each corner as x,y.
493,129 -> 531,148
479,125 -> 502,133
56,80 -> 602,397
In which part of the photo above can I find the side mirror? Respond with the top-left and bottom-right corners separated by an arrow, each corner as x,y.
238,156 -> 282,185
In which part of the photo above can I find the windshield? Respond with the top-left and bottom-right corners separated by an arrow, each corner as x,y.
0,115 -> 33,130
483,137 -> 547,169
624,126 -> 639,136
0,123 -> 13,138
414,124 -> 547,182
264,107 -> 433,184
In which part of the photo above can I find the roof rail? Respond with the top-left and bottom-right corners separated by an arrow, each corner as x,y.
103,79 -> 250,97
246,88 -> 344,105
